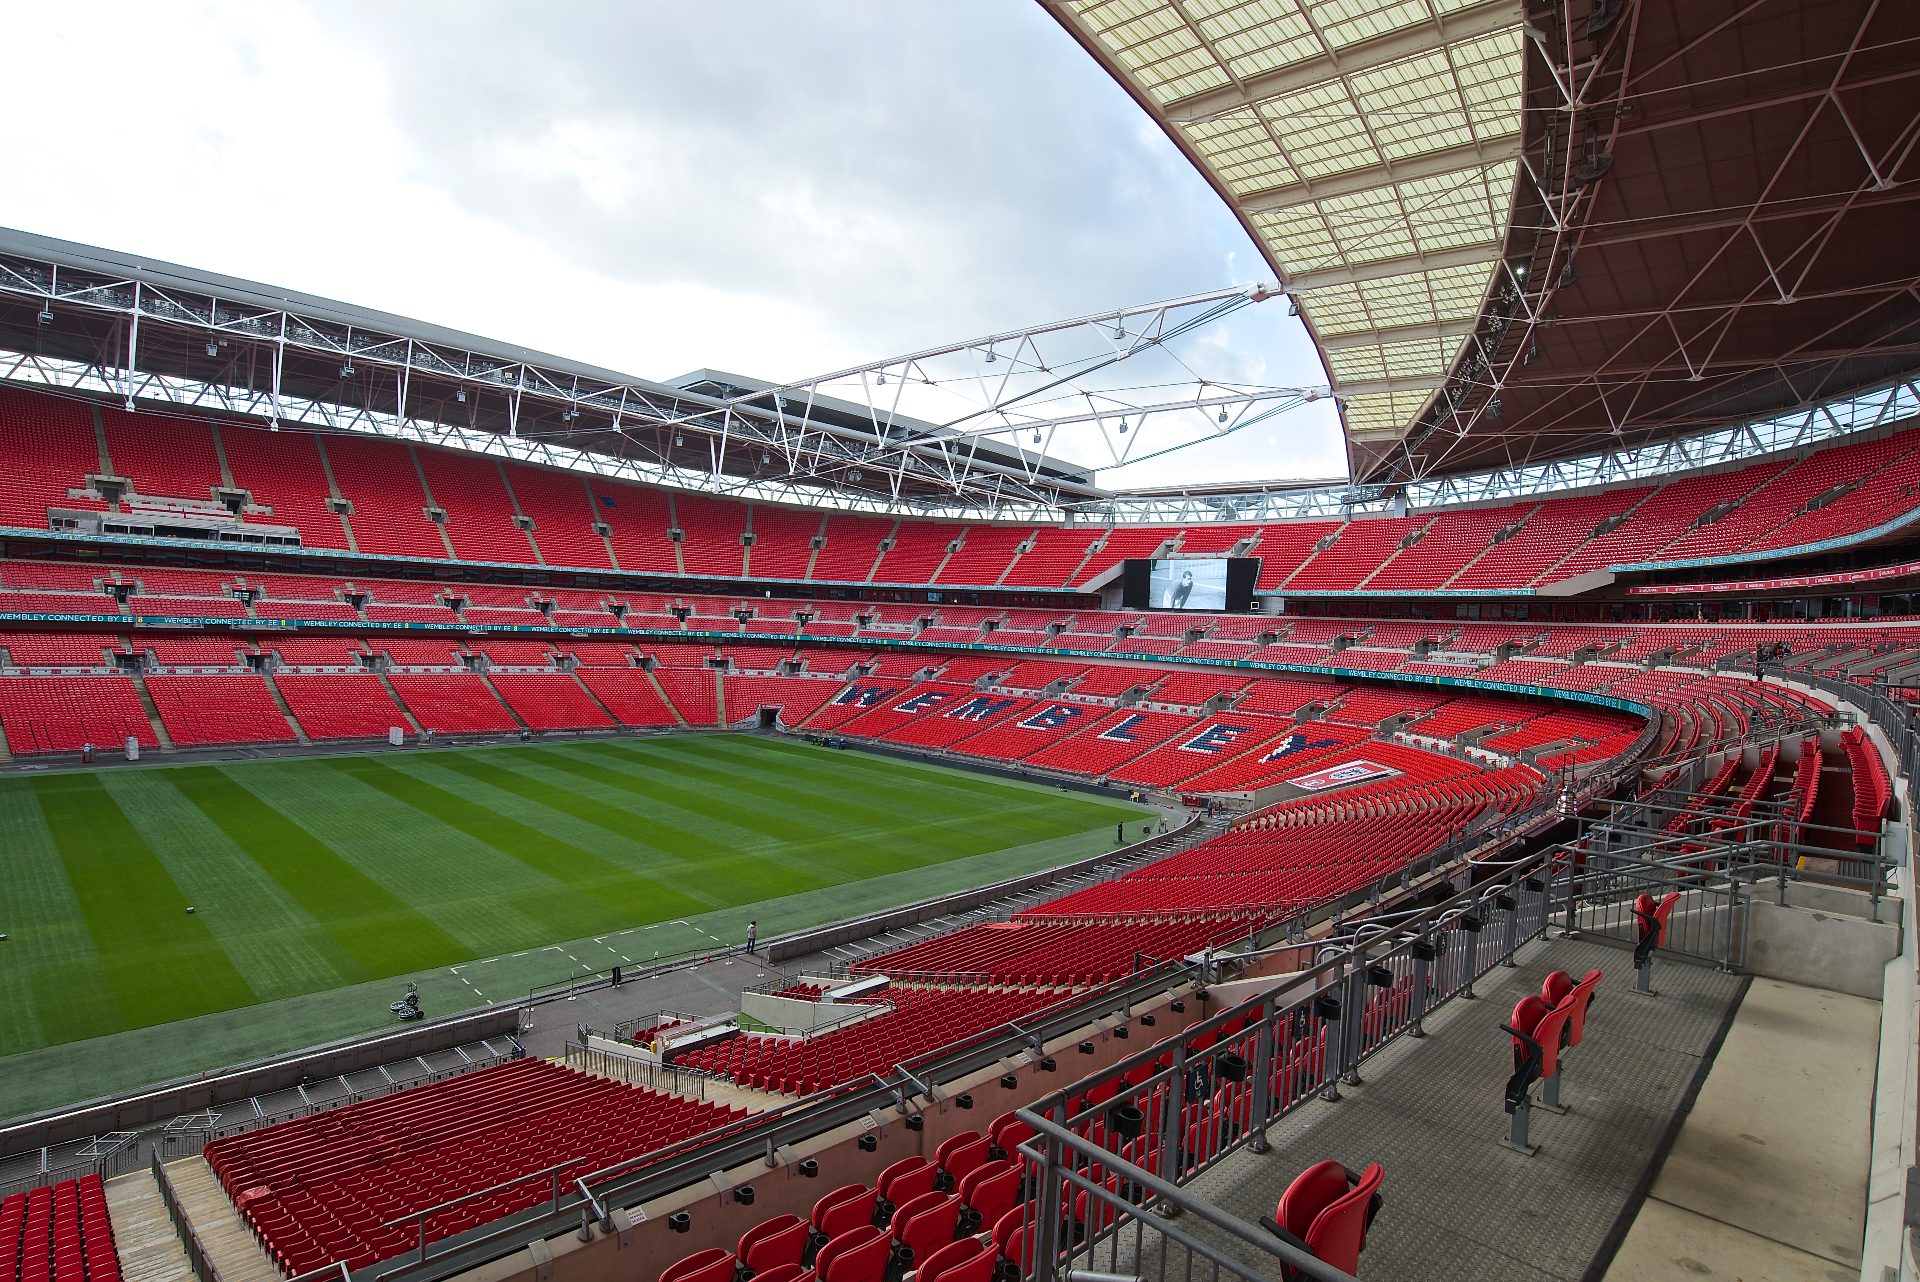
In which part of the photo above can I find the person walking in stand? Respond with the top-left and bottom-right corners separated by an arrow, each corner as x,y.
745,919 -> 758,956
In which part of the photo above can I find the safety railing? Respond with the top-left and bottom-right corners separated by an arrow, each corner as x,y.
561,1041 -> 709,1098
1009,849 -> 1570,1282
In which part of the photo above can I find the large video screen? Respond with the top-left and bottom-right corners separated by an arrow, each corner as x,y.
1121,558 -> 1259,613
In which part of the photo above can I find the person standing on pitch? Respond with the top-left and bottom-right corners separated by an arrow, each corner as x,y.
1116,821 -> 1125,844
745,920 -> 758,955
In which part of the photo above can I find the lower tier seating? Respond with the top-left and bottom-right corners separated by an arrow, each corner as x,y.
145,675 -> 298,746
274,674 -> 408,740
0,676 -> 155,754
205,1059 -> 749,1276
0,1175 -> 121,1282
386,675 -> 520,735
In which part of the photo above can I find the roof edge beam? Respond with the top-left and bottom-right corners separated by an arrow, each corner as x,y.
1161,0 -> 1523,122
1239,135 -> 1522,215
1334,375 -> 1448,396
1288,241 -> 1505,292
1319,318 -> 1479,351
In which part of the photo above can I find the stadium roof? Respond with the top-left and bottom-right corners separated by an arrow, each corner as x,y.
0,227 -> 1105,512
1046,0 -> 1920,484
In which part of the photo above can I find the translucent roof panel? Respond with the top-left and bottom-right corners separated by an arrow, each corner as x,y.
1056,0 -> 1525,468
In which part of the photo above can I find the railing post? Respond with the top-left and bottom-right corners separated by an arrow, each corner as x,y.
1498,890 -> 1519,966
1459,913 -> 1483,999
1160,1043 -> 1187,1195
1408,941 -> 1434,1038
1031,1106 -> 1065,1282
1314,991 -> 1342,1103
1341,952 -> 1367,1086
1247,1000 -> 1274,1153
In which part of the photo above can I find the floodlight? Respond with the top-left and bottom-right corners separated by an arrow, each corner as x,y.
455,387 -> 466,403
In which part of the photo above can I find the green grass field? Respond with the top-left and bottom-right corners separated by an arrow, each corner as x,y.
0,734 -> 1143,1115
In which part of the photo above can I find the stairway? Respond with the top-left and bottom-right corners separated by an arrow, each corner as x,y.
156,1158 -> 280,1282
259,672 -> 312,745
129,675 -> 175,750
104,1167 -> 197,1282
374,672 -> 424,734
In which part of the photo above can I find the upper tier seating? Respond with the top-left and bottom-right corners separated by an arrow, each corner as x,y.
220,426 -> 352,549
0,388 -> 107,530
503,462 -> 613,570
3,386 -> 1919,586
417,448 -> 537,564
103,408 -> 225,504
748,504 -> 823,580
322,436 -> 447,560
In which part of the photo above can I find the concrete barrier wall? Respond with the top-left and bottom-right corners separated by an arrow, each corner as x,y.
0,1007 -> 524,1152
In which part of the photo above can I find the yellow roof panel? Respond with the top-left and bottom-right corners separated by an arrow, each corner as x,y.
1058,0 -> 1525,456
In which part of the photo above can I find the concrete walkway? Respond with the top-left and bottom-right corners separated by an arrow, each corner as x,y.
1163,938 -> 1747,1282
1603,977 -> 1878,1282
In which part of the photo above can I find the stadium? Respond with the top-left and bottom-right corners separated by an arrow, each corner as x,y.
0,2 -> 1914,1281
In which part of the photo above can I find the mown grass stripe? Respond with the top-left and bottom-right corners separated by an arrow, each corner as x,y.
0,788 -> 113,1055
168,766 -> 469,979
97,772 -> 353,1003
325,754 -> 708,923
29,775 -> 256,1036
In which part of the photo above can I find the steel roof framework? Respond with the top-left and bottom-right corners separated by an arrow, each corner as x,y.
0,238 -> 1330,519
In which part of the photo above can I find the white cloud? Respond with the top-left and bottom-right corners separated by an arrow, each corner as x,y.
0,0 -> 1350,489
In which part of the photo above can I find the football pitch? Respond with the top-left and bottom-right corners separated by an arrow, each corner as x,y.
0,733 -> 1144,1114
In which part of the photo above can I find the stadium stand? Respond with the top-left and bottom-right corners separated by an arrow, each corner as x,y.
204,1059 -> 748,1274
0,1176 -> 121,1282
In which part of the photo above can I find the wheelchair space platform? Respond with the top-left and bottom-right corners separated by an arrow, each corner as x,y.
1161,937 -> 1747,1282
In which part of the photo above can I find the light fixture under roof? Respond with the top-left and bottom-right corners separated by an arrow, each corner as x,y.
1218,407 -> 1228,424
454,387 -> 466,403
205,340 -> 218,357
339,362 -> 354,378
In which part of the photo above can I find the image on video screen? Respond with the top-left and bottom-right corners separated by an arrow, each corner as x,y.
1149,559 -> 1226,611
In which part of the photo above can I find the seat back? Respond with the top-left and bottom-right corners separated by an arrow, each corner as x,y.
917,1238 -> 988,1282
1563,968 -> 1603,1047
660,1249 -> 734,1282
749,1267 -> 812,1282
743,1215 -> 809,1274
1273,1161 -> 1350,1244
1653,891 -> 1682,941
815,1186 -> 879,1240
901,1193 -> 961,1263
812,1226 -> 880,1282
889,1189 -> 944,1240
963,1162 -> 1024,1230
1302,1163 -> 1384,1274
934,1131 -> 985,1170
879,1158 -> 937,1208
809,1185 -> 867,1233
822,1225 -> 891,1282
938,1134 -> 993,1187
1541,970 -> 1574,1008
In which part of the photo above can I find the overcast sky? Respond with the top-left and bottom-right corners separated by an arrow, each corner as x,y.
0,1 -> 1349,488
